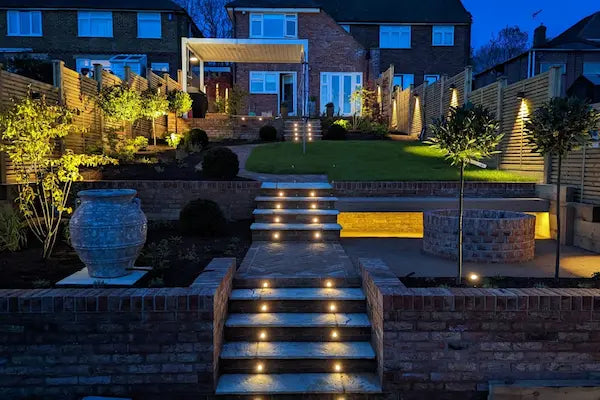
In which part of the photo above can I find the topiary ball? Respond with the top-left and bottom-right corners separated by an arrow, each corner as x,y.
202,146 -> 239,179
179,199 -> 226,236
259,125 -> 278,141
325,124 -> 347,140
184,128 -> 209,150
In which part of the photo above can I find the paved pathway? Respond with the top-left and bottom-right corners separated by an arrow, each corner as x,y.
228,144 -> 328,183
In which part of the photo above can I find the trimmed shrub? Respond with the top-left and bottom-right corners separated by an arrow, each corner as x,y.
325,123 -> 347,140
259,125 -> 278,141
179,199 -> 226,236
333,119 -> 351,130
183,128 -> 209,151
202,146 -> 239,179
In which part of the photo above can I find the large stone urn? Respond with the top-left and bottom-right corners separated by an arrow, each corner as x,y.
70,189 -> 147,278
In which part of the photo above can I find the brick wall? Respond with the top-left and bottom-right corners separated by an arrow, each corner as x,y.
0,258 -> 236,400
76,180 -> 261,221
360,258 -> 600,400
184,114 -> 281,140
333,182 -> 537,198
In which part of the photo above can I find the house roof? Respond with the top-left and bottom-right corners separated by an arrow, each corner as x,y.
225,0 -> 472,24
0,0 -> 186,12
538,11 -> 600,50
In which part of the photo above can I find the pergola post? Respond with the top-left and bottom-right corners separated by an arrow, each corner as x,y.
181,38 -> 188,93
199,59 -> 205,93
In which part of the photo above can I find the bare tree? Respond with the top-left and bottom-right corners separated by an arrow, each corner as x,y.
473,26 -> 529,73
176,0 -> 232,38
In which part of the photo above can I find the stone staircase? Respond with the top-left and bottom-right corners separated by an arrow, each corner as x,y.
251,182 -> 342,242
284,119 -> 323,142
215,281 -> 382,397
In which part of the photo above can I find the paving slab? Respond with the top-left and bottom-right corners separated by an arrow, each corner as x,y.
56,268 -> 148,287
253,209 -> 340,215
216,372 -> 381,394
230,288 -> 365,301
221,341 -> 375,359
225,313 -> 370,328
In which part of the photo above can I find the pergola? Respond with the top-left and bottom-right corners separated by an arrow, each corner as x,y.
181,38 -> 309,116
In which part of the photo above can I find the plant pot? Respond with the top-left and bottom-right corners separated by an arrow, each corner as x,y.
326,104 -> 334,118
69,189 -> 147,278
281,106 -> 289,118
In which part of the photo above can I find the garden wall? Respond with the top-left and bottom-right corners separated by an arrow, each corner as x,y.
76,180 -> 261,221
360,258 -> 600,400
183,114 -> 281,141
0,258 -> 235,400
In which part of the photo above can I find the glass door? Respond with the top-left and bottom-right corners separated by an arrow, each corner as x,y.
320,72 -> 362,116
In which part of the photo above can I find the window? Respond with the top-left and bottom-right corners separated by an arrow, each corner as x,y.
138,12 -> 161,38
250,13 -> 297,38
583,62 -> 600,75
393,74 -> 414,90
539,62 -> 566,74
250,71 -> 278,93
340,24 -> 350,33
424,74 -> 440,85
432,26 -> 454,46
151,62 -> 169,73
380,25 -> 411,48
109,54 -> 147,78
78,11 -> 112,37
7,11 -> 42,36
320,72 -> 362,116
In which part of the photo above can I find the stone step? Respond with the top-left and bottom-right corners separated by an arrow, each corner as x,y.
225,326 -> 371,342
230,288 -> 365,301
255,196 -> 338,210
253,209 -> 339,216
254,213 -> 338,224
252,230 -> 340,242
229,299 -> 365,313
256,196 -> 338,202
233,277 -> 362,289
220,358 -> 377,374
225,313 -> 370,328
250,223 -> 342,231
215,372 -> 382,395
221,341 -> 375,360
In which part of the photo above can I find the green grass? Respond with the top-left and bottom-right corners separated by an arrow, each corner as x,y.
245,141 -> 539,182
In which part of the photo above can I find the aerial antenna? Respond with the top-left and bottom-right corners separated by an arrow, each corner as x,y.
532,9 -> 543,20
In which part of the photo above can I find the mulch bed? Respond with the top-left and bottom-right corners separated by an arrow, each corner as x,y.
401,276 -> 600,289
0,220 -> 252,289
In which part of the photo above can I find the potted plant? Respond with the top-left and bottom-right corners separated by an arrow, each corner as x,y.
325,102 -> 334,117
280,101 -> 289,117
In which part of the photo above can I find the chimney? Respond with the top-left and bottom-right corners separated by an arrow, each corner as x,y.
533,24 -> 547,47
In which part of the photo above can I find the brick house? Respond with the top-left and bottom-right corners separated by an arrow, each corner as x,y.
0,0 -> 201,79
217,0 -> 471,116
474,12 -> 600,93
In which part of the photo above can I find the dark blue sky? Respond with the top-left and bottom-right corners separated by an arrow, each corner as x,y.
463,0 -> 598,48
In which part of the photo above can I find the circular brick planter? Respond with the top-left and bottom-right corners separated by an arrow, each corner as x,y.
423,209 -> 536,263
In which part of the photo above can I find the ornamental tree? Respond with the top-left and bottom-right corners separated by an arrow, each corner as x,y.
427,103 -> 502,284
0,93 -> 115,259
97,84 -> 142,135
141,88 -> 169,146
167,89 -> 192,134
525,97 -> 600,280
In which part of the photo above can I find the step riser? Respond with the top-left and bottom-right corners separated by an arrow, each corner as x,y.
228,300 -> 366,313
220,359 -> 376,374
214,395 -> 381,400
256,201 -> 337,210
224,327 -> 372,342
232,278 -> 362,289
252,230 -> 340,242
259,189 -> 332,198
254,214 -> 338,224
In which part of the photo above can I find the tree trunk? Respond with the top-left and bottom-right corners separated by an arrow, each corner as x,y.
152,119 -> 156,146
555,154 -> 562,281
457,161 -> 465,285
175,113 -> 179,135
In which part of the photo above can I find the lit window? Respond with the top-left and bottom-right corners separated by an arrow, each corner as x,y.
539,63 -> 566,75
138,12 -> 161,38
393,73 -> 414,90
7,11 -> 42,36
380,25 -> 411,49
250,71 -> 278,94
424,74 -> 440,85
340,24 -> 350,33
78,11 -> 113,37
583,62 -> 600,75
250,13 -> 297,38
432,25 -> 454,46
151,62 -> 169,73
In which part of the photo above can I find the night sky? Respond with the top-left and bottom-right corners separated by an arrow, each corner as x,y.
463,0 -> 599,49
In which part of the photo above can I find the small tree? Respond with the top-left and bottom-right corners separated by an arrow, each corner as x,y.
0,93 -> 115,259
97,84 -> 142,136
167,90 -> 192,134
141,88 -> 169,146
427,104 -> 502,284
526,97 -> 600,280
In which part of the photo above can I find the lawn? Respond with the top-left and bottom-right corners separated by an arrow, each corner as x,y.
245,141 -> 539,182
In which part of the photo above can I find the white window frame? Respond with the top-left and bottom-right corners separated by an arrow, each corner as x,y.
379,25 -> 411,49
320,72 -> 363,116
393,73 -> 414,90
137,12 -> 161,39
78,11 -> 113,38
583,62 -> 600,75
432,25 -> 454,46
151,62 -> 169,73
249,71 -> 279,94
7,10 -> 42,37
424,74 -> 440,85
249,13 -> 297,38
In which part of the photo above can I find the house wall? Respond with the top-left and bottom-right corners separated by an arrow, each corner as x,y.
233,10 -> 367,115
0,10 -> 194,78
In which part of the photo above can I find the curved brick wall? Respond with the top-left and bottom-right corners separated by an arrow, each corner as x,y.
423,209 -> 536,263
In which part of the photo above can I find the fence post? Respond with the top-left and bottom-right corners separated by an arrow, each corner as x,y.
52,60 -> 65,105
495,77 -> 507,169
463,66 -> 473,105
124,66 -> 132,87
548,66 -> 562,99
439,75 -> 445,117
163,73 -> 170,92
